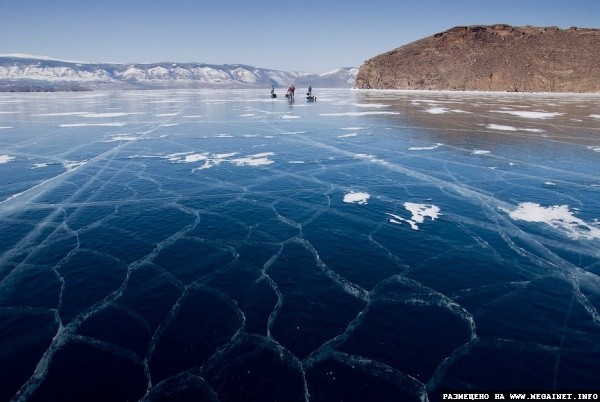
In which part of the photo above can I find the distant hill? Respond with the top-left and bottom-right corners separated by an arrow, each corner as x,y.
0,55 -> 357,91
356,24 -> 600,92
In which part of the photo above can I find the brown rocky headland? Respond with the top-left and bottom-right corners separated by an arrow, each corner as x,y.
356,24 -> 600,92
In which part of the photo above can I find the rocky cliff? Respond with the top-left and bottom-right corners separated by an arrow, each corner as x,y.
356,24 -> 600,92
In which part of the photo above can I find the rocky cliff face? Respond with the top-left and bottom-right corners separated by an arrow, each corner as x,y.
356,25 -> 600,92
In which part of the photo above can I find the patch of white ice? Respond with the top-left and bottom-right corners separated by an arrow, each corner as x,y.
320,111 -> 400,117
230,152 -> 275,167
491,111 -> 563,119
0,155 -> 15,164
352,103 -> 390,108
485,124 -> 544,133
507,202 -> 600,240
587,146 -> 600,153
354,153 -> 379,160
409,143 -> 443,151
472,150 -> 491,155
589,114 -> 600,119
63,160 -> 86,170
82,112 -> 144,118
425,107 -> 449,114
343,191 -> 370,205
338,133 -> 358,138
183,153 -> 209,163
167,151 -> 275,170
387,202 -> 441,230
60,123 -> 127,127
30,112 -> 90,117
102,135 -> 141,142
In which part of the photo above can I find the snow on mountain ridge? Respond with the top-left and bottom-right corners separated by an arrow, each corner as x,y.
0,56 -> 358,90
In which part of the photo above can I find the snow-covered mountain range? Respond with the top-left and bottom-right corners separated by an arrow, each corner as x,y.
0,54 -> 358,91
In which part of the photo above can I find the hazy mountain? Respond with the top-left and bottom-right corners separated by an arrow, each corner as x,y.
0,54 -> 357,91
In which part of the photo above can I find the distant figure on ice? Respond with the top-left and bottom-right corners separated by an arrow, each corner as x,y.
306,85 -> 316,102
271,86 -> 276,98
286,86 -> 295,101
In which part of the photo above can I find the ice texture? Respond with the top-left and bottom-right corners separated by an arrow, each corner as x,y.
1,89 -> 599,401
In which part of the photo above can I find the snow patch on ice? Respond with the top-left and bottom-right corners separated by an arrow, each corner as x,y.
63,160 -> 86,170
82,112 -> 144,118
230,152 -> 275,167
320,111 -> 400,117
352,103 -> 390,108
102,134 -> 142,142
409,143 -> 443,151
0,155 -> 15,164
491,111 -> 564,119
485,124 -> 544,132
343,191 -> 370,205
354,153 -> 379,161
31,112 -> 90,117
472,150 -> 491,155
338,133 -> 358,138
167,151 -> 274,169
184,153 -> 210,163
425,107 -> 449,114
281,114 -> 301,119
60,123 -> 127,127
587,146 -> 600,153
387,203 -> 441,230
589,114 -> 600,119
507,202 -> 600,240
0,126 -> 13,130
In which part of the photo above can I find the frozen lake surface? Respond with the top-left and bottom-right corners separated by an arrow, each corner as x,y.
1,89 -> 599,401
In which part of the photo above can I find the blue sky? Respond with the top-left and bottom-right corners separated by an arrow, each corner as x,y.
1,0 -> 598,73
